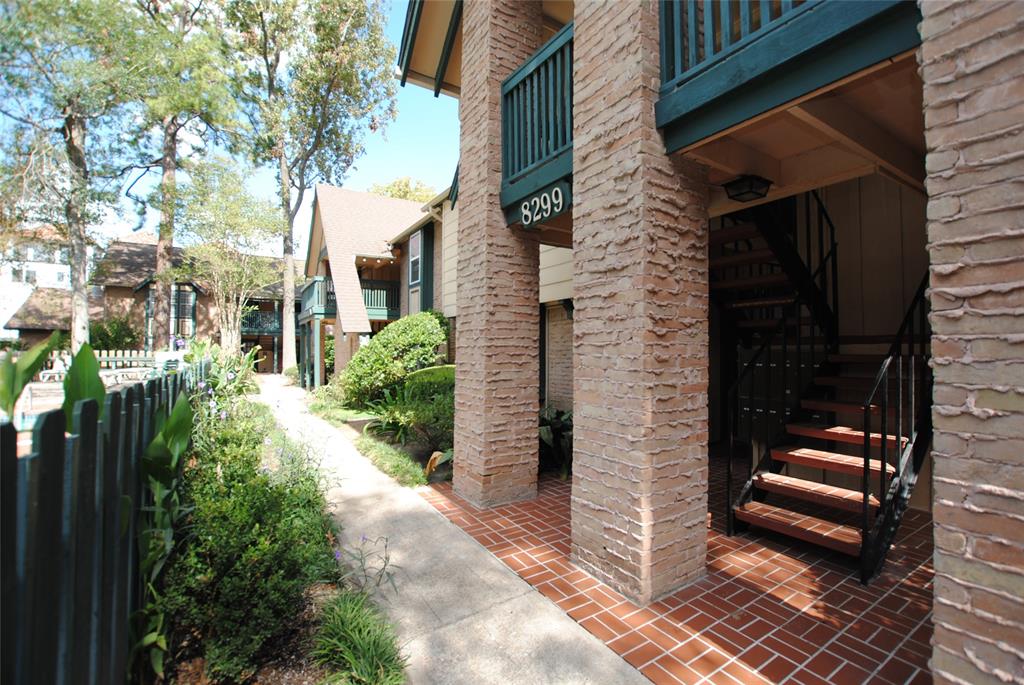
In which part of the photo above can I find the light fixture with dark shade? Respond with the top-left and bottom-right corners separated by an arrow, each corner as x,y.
723,175 -> 772,202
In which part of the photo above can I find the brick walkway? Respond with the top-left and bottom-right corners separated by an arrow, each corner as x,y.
420,456 -> 933,685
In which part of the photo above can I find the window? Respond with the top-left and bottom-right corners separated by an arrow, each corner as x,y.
57,272 -> 65,283
25,270 -> 36,285
11,268 -> 22,282
170,284 -> 196,337
409,231 -> 421,285
409,287 -> 421,315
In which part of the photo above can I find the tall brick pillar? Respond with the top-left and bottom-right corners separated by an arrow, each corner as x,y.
920,2 -> 1024,683
454,0 -> 544,507
571,0 -> 710,604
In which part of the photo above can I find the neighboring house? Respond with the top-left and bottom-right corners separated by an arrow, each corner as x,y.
90,238 -> 301,372
299,185 -> 424,387
5,236 -> 301,373
0,225 -> 74,341
3,288 -> 103,348
398,1 -> 1022,680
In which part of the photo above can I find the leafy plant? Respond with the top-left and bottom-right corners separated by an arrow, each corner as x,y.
338,535 -> 398,595
539,407 -> 573,480
62,343 -> 106,432
283,365 -> 299,384
133,391 -> 195,680
339,312 -> 447,407
324,335 -> 336,376
89,315 -> 142,350
0,332 -> 56,418
364,383 -> 454,452
313,590 -> 406,685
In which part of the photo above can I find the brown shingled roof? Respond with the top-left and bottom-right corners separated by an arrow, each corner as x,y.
4,288 -> 102,332
311,185 -> 424,333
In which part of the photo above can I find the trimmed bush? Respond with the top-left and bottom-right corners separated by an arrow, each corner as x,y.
404,364 -> 454,400
339,312 -> 447,407
89,315 -> 142,349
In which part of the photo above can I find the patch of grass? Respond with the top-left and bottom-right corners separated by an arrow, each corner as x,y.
311,400 -> 376,426
354,435 -> 427,487
313,589 -> 405,685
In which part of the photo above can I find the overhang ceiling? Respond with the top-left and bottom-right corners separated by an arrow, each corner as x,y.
399,0 -> 573,98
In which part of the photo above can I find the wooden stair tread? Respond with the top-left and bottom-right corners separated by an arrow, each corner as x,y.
787,422 -> 909,448
801,399 -> 896,416
710,222 -> 759,246
710,249 -> 776,270
724,296 -> 796,310
772,446 -> 896,477
754,472 -> 880,513
736,318 -> 786,330
711,273 -> 789,291
814,375 -> 883,389
733,501 -> 862,556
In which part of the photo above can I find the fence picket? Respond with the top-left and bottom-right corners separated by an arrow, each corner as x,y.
70,399 -> 100,683
1,421 -> 17,685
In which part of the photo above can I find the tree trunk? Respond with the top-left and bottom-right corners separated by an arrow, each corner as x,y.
63,111 -> 90,353
277,147 -> 297,371
153,116 -> 178,351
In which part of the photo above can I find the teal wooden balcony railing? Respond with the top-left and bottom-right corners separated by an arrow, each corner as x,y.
300,276 -> 336,317
241,310 -> 282,335
361,279 -> 400,320
656,0 -> 921,153
500,22 -> 573,225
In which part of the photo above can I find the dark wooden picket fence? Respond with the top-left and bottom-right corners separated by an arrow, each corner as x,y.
1,362 -> 207,685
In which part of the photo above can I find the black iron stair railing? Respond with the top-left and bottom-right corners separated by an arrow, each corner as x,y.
858,273 -> 932,582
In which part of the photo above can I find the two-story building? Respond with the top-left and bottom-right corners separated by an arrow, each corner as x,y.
398,1 -> 1022,682
0,225 -> 75,343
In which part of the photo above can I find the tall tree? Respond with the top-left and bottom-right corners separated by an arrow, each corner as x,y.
225,0 -> 396,371
0,0 -> 147,352
177,158 -> 281,354
370,176 -> 437,203
130,0 -> 236,351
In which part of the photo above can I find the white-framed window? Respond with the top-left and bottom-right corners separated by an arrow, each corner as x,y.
409,231 -> 421,285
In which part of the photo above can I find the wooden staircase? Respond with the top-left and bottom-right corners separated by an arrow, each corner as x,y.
717,193 -> 932,583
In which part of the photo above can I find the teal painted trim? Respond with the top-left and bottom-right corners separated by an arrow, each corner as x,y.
500,147 -> 572,208
504,178 -> 573,227
658,2 -> 921,153
502,22 -> 573,95
434,0 -> 462,97
448,164 -> 459,206
365,307 -> 400,321
421,223 -> 434,311
312,320 -> 323,387
398,0 -> 424,87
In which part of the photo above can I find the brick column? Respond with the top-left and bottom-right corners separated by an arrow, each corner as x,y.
571,0 -> 710,604
920,3 -> 1024,683
454,0 -> 544,507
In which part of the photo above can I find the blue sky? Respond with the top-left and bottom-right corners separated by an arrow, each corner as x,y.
118,0 -> 459,255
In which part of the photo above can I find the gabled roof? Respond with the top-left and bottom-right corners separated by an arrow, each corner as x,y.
308,185 -> 424,333
4,288 -> 102,332
92,240 -> 302,299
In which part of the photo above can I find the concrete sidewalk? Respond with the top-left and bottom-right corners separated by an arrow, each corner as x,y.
254,375 -> 647,685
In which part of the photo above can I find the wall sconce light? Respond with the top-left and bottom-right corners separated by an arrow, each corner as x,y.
723,175 -> 772,202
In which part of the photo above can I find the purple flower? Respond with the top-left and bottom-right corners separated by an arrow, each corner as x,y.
208,400 -> 216,410
264,437 -> 272,446
227,372 -> 236,381
175,338 -> 186,350
219,410 -> 227,420
198,381 -> 206,390
207,387 -> 214,396
360,534 -> 368,543
334,550 -> 342,561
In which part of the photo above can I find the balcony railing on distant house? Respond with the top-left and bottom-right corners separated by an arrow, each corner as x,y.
360,280 -> 400,321
241,310 -> 282,335
500,22 -> 573,227
656,0 -> 921,152
299,276 -> 336,319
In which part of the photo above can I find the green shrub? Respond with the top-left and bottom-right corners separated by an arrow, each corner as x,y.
354,435 -> 427,487
165,400 -> 336,682
89,314 -> 142,349
340,312 -> 447,408
313,590 -> 405,685
324,335 -> 335,376
404,364 -> 454,400
283,365 -> 298,384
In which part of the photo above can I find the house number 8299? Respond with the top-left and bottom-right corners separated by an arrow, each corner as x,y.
521,186 -> 564,226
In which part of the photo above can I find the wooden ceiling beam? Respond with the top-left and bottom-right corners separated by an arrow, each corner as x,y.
688,136 -> 782,185
708,143 -> 876,217
788,96 -> 924,193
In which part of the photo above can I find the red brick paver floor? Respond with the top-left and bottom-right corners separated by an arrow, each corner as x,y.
420,455 -> 933,685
